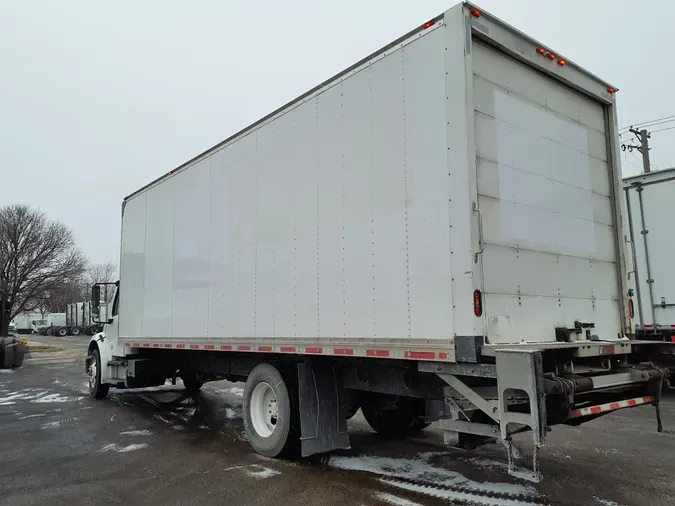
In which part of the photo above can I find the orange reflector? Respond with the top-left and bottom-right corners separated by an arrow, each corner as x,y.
547,53 -> 556,60
168,170 -> 174,175
628,299 -> 635,319
423,21 -> 434,29
608,86 -> 616,94
536,47 -> 545,55
557,59 -> 567,66
473,290 -> 483,317
470,8 -> 481,17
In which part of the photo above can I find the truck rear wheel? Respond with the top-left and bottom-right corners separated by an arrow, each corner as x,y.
57,327 -> 67,337
88,349 -> 109,399
362,395 -> 428,438
71,327 -> 81,336
243,363 -> 297,458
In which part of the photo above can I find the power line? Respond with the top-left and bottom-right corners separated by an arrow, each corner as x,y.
650,125 -> 675,134
620,115 -> 675,133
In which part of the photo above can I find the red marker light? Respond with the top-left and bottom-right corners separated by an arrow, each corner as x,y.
557,59 -> 567,66
168,170 -> 174,175
608,86 -> 616,94
628,299 -> 635,319
473,290 -> 483,317
423,21 -> 434,29
470,8 -> 481,17
536,47 -> 545,55
547,53 -> 556,60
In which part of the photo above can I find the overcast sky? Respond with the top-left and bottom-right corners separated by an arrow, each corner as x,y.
2,0 -> 674,266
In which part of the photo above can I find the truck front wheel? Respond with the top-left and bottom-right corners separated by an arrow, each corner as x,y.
88,348 -> 110,399
243,363 -> 297,458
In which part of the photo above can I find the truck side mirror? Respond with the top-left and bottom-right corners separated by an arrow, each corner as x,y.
91,285 -> 101,312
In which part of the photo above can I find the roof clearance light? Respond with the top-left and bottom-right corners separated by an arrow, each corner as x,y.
557,58 -> 567,66
470,8 -> 481,17
168,170 -> 174,175
423,20 -> 434,29
536,47 -> 545,55
608,86 -> 616,94
547,53 -> 556,60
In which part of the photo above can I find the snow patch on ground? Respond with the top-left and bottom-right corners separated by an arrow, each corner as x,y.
32,393 -> 81,403
328,453 -> 540,504
0,369 -> 14,374
243,466 -> 281,479
225,408 -> 237,419
594,498 -> 625,506
227,387 -> 244,397
376,493 -> 424,506
120,430 -> 154,436
19,413 -> 46,419
42,420 -> 62,429
100,443 -> 149,453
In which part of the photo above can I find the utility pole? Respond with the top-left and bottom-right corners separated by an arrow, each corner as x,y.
626,128 -> 652,174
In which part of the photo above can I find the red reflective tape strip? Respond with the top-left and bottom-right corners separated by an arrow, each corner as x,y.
132,343 -> 140,347
176,344 -> 186,349
280,346 -> 296,353
205,344 -> 215,350
405,351 -> 436,360
189,344 -> 200,350
258,346 -> 273,352
142,343 -> 150,348
306,347 -> 323,354
153,343 -> 161,348
671,337 -> 675,343
645,324 -> 654,328
238,345 -> 252,351
333,348 -> 354,356
366,350 -> 390,358
124,343 -> 131,347
569,396 -> 654,419
164,344 -> 172,348
220,345 -> 233,351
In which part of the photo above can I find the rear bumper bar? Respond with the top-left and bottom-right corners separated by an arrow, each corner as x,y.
568,396 -> 655,419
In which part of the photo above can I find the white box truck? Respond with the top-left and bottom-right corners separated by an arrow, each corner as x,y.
86,2 -> 674,481
625,168 -> 675,343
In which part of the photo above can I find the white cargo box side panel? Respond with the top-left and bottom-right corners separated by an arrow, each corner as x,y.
625,170 -> 675,328
119,23 -> 454,344
470,38 -> 622,344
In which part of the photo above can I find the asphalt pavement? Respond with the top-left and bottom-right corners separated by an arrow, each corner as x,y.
1,341 -> 675,506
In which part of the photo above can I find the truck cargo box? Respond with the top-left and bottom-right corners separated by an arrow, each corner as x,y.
117,2 -> 627,359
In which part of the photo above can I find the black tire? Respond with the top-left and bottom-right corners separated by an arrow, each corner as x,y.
71,327 -> 81,336
181,373 -> 204,391
57,327 -> 67,337
345,390 -> 361,420
89,348 -> 110,399
243,363 -> 297,458
12,341 -> 26,368
362,395 -> 421,439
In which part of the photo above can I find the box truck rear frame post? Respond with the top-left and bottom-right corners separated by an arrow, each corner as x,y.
86,2 -> 673,482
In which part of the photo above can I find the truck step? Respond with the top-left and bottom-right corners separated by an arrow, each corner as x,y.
107,359 -> 127,367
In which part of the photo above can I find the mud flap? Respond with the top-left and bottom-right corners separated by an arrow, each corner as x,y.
297,361 -> 351,456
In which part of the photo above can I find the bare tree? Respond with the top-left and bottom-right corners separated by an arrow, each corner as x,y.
0,204 -> 88,336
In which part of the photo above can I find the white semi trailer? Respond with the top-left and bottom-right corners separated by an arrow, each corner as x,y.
625,168 -> 675,347
86,2 -> 673,481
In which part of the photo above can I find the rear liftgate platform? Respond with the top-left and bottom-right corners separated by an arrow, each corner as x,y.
420,343 -> 673,482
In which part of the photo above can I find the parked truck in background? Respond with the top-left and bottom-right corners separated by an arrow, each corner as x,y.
85,2 -> 674,481
625,168 -> 675,358
65,302 -> 102,336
